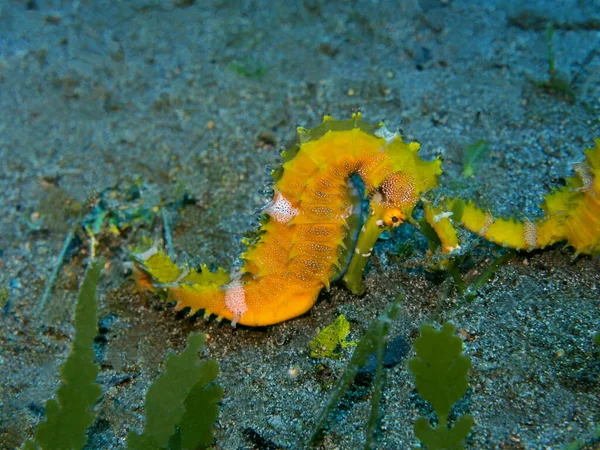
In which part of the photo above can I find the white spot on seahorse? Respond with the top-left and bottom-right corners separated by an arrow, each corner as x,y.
445,244 -> 461,253
371,191 -> 384,204
523,220 -> 537,250
433,211 -> 453,223
374,125 -> 398,145
224,279 -> 248,327
133,244 -> 159,262
342,203 -> 354,219
263,191 -> 299,223
573,161 -> 593,192
479,213 -> 495,236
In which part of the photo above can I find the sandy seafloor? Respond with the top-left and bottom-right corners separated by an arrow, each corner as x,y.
1,0 -> 599,449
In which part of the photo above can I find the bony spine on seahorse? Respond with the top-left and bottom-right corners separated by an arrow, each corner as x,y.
132,113 -> 441,326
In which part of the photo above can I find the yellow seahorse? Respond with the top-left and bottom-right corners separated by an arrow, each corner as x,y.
133,114 -> 441,326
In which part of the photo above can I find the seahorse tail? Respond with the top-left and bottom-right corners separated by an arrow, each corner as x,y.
445,139 -> 600,255
131,246 -> 233,321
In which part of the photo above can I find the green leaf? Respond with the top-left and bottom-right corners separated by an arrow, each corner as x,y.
409,322 -> 474,449
414,414 -> 474,450
178,360 -> 223,449
309,315 -> 356,359
464,251 -> 516,300
34,259 -> 104,450
409,323 -> 471,422
462,140 -> 489,178
22,440 -> 39,450
417,218 -> 442,253
127,332 -> 222,450
225,58 -> 266,78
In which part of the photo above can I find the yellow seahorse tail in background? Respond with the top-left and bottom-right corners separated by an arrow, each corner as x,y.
132,114 -> 441,326
440,138 -> 600,256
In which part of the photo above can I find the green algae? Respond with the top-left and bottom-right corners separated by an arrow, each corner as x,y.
309,314 -> 356,359
309,296 -> 402,449
409,322 -> 474,450
127,332 -> 223,450
25,260 -> 104,450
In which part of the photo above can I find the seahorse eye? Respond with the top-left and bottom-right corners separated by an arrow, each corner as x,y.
383,208 -> 404,227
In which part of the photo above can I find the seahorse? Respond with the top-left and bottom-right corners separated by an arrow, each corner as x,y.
426,138 -> 600,257
132,114 -> 441,326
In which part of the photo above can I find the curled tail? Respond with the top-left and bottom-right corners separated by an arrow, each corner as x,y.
132,246 -> 234,322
